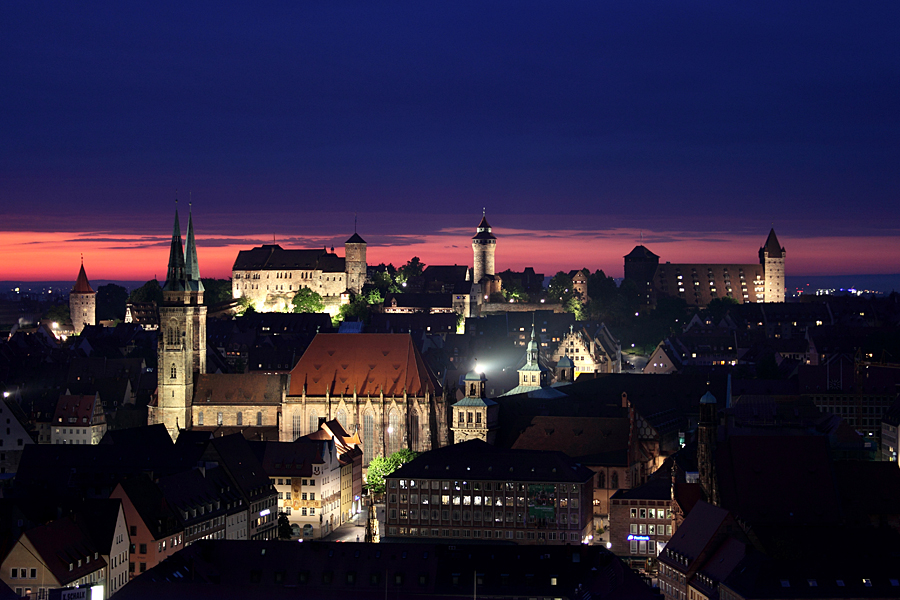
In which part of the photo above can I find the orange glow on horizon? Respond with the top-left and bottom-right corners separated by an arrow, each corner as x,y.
1,229 -> 898,283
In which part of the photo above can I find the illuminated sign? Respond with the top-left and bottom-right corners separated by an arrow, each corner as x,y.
627,535 -> 650,541
259,509 -> 270,517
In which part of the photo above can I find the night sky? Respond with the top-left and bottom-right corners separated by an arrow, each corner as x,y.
2,2 -> 898,281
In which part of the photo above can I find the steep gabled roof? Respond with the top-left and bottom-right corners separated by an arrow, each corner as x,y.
288,334 -> 439,397
345,232 -> 366,244
24,516 -> 107,586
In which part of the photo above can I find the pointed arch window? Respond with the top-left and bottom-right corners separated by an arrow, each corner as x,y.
388,410 -> 401,455
308,410 -> 318,435
597,471 -> 605,489
236,412 -> 243,426
410,410 -> 420,451
170,365 -> 177,379
292,413 -> 302,441
611,472 -> 619,489
363,411 -> 375,465
336,409 -> 347,429
257,412 -> 263,426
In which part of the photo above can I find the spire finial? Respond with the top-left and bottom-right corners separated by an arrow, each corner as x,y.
354,212 -> 358,233
80,253 -> 83,265
482,207 -> 485,217
189,190 -> 192,212
640,230 -> 643,245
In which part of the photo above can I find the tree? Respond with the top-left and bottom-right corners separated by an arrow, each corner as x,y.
235,295 -> 254,316
44,303 -> 70,326
501,279 -> 529,303
96,283 -> 128,321
548,272 -> 574,305
335,294 -> 371,326
365,448 -> 419,495
277,513 -> 293,540
128,279 -> 163,304
705,297 -> 739,323
365,288 -> 384,306
398,257 -> 425,279
292,287 -> 325,313
201,279 -> 233,305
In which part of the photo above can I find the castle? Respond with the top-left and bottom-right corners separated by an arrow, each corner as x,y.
624,228 -> 786,307
231,234 -> 366,313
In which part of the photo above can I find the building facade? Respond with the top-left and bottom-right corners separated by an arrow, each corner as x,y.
281,333 -> 448,463
51,393 -> 106,445
624,229 -> 786,307
384,440 -> 594,544
549,324 -> 622,376
232,233 -> 367,313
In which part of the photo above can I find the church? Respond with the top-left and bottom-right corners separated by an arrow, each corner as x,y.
149,210 -> 450,456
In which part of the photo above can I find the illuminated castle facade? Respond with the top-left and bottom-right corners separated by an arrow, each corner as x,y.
624,229 -> 786,307
232,233 -> 367,313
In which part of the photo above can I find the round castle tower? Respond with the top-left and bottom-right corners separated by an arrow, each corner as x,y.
471,213 -> 496,284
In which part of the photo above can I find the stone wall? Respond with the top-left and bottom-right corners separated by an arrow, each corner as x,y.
481,302 -> 569,314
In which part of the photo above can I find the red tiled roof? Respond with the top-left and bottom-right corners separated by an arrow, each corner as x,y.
53,394 -> 98,425
72,263 -> 95,294
195,373 -> 286,405
288,334 -> 439,397
24,517 -> 106,586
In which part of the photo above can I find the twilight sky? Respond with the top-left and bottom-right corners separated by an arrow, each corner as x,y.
1,1 -> 898,282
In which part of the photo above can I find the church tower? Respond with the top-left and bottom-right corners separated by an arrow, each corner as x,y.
759,228 -> 785,303
517,322 -> 551,389
471,212 -> 496,285
451,367 -> 498,444
69,258 -> 96,334
151,206 -> 206,440
344,231 -> 367,294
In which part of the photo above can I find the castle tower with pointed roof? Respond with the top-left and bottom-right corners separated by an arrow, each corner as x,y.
150,206 -> 207,440
69,259 -> 96,334
759,228 -> 785,303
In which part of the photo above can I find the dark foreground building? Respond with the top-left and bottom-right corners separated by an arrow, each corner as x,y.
115,540 -> 657,600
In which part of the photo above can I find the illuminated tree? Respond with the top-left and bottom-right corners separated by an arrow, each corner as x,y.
292,287 -> 325,313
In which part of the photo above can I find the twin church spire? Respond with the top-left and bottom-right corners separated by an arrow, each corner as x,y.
163,203 -> 204,293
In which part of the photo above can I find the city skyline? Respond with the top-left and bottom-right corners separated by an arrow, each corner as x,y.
2,2 -> 899,281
